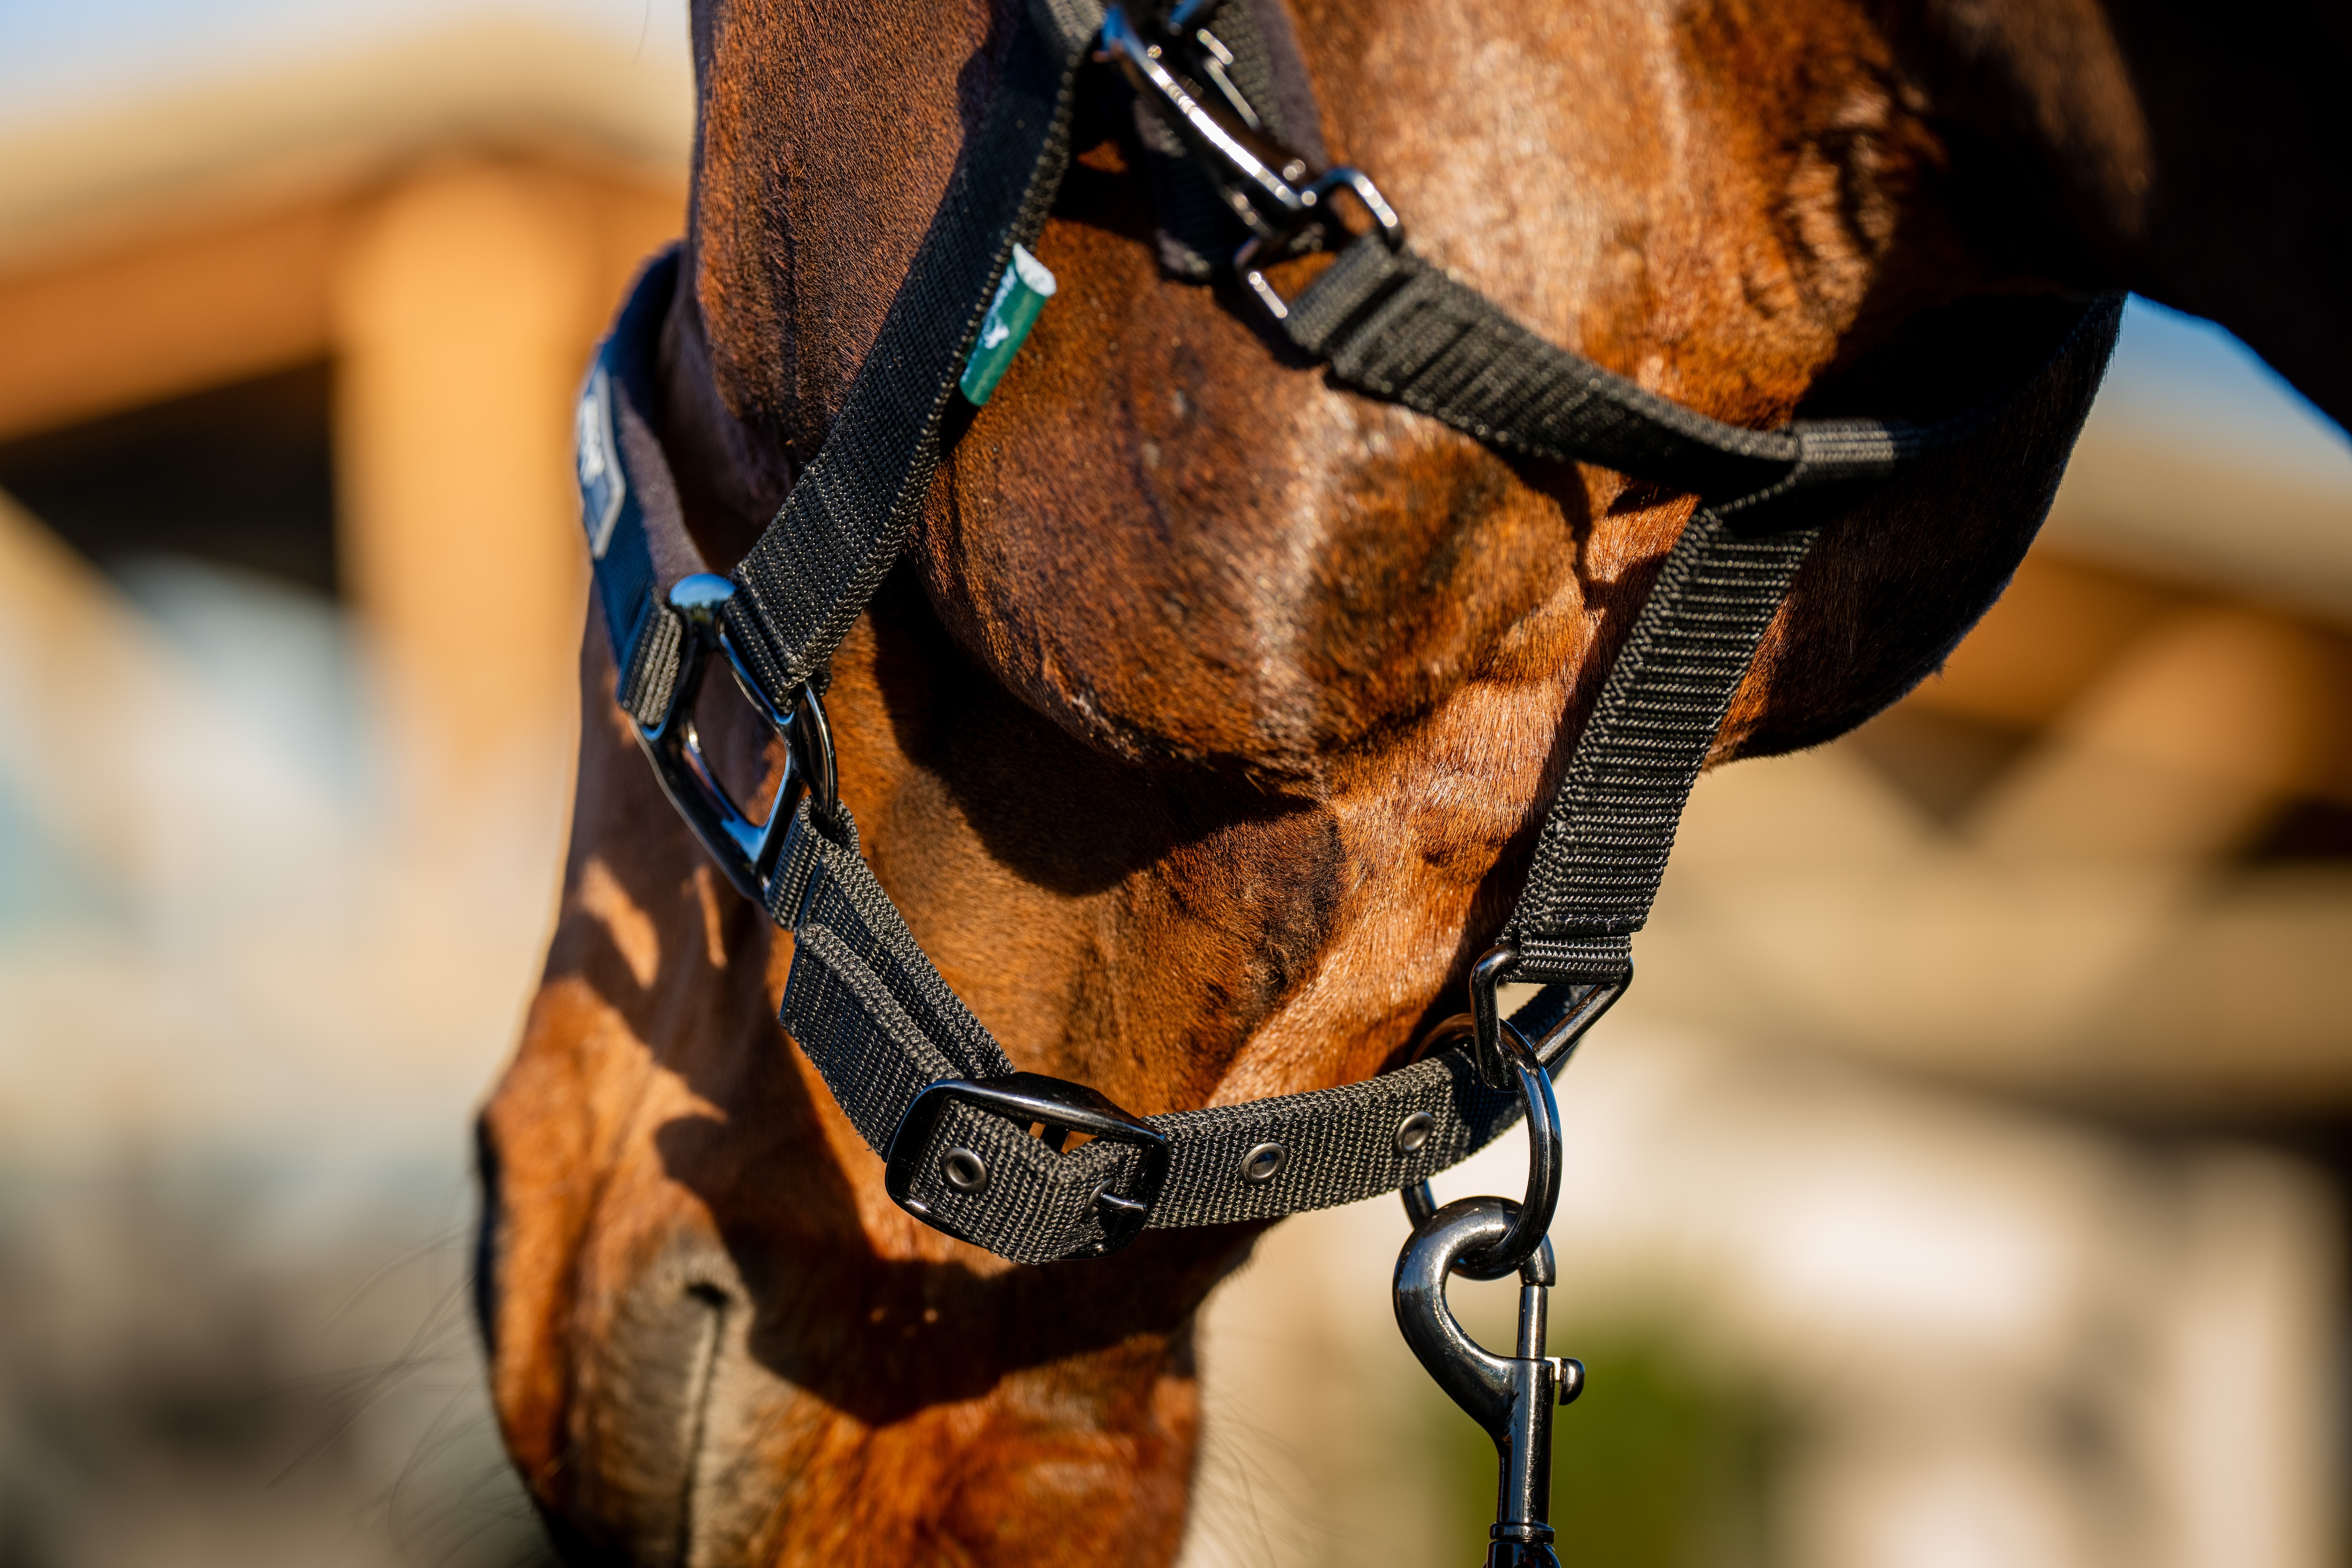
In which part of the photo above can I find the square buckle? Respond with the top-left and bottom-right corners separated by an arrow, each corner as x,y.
633,574 -> 836,904
884,1073 -> 1172,1257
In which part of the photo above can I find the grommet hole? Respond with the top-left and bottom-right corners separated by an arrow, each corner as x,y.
1241,1141 -> 1287,1184
942,1147 -> 990,1194
1395,1110 -> 1437,1154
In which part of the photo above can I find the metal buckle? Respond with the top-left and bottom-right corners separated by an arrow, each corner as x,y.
1098,2 -> 1405,322
633,573 -> 837,905
1234,168 -> 1404,322
884,1073 -> 1173,1257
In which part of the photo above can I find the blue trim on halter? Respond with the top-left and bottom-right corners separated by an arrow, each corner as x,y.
574,246 -> 680,693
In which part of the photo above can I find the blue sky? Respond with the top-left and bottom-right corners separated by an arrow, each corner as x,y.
2101,298 -> 2351,485
4,0 -> 2347,484
0,0 -> 689,131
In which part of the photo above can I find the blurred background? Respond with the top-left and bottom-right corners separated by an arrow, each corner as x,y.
0,3 -> 2347,1566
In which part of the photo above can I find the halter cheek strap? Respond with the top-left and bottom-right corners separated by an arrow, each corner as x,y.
574,0 -> 2120,1264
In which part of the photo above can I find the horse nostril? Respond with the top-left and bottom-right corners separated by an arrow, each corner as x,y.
1240,1142 -> 1287,1183
472,1111 -> 505,1354
942,1148 -> 990,1194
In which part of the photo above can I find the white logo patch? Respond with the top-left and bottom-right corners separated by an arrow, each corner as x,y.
577,365 -> 626,560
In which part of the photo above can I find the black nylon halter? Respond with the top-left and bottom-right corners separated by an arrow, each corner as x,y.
573,0 -> 2120,1264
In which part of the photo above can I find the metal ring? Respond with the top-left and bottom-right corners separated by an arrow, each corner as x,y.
1408,1011 -> 1474,1064
786,683 -> 839,823
1240,1141 -> 1287,1184
1401,1018 -> 1562,1281
1466,1021 -> 1561,1277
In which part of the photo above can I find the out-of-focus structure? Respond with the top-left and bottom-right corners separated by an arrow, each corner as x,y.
0,17 -> 688,1563
1,10 -> 2348,1566
0,17 -> 685,1162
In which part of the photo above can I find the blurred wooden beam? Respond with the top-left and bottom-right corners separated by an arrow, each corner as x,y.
1909,554 -> 2184,732
0,201 -> 341,442
2048,431 -> 2352,628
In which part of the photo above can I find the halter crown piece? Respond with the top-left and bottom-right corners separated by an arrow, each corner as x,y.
574,0 -> 2114,1557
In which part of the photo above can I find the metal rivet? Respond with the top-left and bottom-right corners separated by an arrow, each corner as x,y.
942,1147 -> 990,1194
1395,1110 -> 1437,1155
1240,1142 -> 1287,1184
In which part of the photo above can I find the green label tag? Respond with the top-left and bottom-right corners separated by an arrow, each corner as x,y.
958,244 -> 1057,406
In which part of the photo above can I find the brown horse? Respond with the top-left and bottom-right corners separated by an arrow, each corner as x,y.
475,0 -> 2352,1561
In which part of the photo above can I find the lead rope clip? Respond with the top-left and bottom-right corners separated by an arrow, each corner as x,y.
1395,1202 -> 1583,1568
1395,958 -> 1581,1565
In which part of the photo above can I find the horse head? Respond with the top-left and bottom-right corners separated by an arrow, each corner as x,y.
477,0 -> 2351,1561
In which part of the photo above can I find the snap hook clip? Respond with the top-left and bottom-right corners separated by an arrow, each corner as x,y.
1394,1197 -> 1582,1568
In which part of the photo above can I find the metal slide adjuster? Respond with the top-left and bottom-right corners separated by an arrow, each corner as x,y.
1096,3 -> 1404,322
1467,943 -> 1525,1089
633,574 -> 838,905
1232,167 -> 1403,322
884,1073 -> 1173,1257
1470,943 -> 1634,1087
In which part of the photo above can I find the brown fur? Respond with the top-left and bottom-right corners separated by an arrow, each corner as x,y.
478,0 -> 2351,1562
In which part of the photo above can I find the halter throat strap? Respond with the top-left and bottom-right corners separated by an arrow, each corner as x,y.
573,0 -> 2119,1262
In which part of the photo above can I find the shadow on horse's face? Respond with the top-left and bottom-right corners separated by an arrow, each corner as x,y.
476,0 -> 2349,1561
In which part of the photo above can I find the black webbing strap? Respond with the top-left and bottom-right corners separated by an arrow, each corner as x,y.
1279,237 -> 2099,533
575,0 -> 2118,1262
751,796 -> 1549,1261
1276,239 -> 2121,984
612,0 -> 1093,726
1285,242 -> 1817,502
1502,514 -> 1817,980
